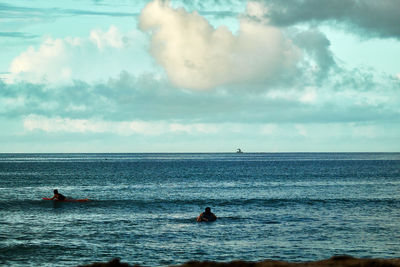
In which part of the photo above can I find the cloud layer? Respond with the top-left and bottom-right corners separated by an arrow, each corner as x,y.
258,0 -> 400,39
1,68 -> 398,125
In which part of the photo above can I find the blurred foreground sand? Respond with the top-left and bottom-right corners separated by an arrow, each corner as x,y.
79,255 -> 400,267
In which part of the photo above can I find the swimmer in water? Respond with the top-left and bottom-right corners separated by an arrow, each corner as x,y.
197,207 -> 217,222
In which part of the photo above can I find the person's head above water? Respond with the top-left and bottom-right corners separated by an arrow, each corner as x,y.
197,207 -> 217,222
54,189 -> 59,194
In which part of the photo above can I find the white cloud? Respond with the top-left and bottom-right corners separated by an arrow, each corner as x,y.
139,0 -> 300,90
23,115 -> 164,135
262,87 -> 318,103
169,123 -> 218,134
23,115 -> 223,136
7,26 -> 150,84
90,26 -> 128,50
9,38 -> 74,83
246,1 -> 269,20
299,87 -> 317,103
23,115 -> 105,133
27,115 -> 390,141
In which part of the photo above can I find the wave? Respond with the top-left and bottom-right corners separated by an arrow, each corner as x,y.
1,197 -> 399,212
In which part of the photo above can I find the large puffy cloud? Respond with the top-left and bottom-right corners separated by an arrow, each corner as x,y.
4,0 -> 341,91
257,0 -> 400,39
139,0 -> 301,90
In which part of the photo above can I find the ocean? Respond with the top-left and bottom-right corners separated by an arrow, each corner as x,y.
0,153 -> 399,266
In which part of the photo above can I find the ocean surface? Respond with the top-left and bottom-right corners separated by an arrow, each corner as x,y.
1,153 -> 400,266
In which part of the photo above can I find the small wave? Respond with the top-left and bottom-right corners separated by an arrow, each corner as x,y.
0,243 -> 67,259
0,199 -> 92,212
1,197 -> 399,213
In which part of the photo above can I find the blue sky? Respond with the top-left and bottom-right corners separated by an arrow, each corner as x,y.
0,0 -> 399,152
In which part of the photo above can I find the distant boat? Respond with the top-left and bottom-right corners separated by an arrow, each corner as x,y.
236,148 -> 243,153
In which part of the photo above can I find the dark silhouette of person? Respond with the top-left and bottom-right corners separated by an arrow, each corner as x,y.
197,207 -> 217,222
50,189 -> 66,201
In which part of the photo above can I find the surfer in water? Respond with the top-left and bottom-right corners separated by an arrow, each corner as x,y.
197,207 -> 217,222
50,189 -> 66,201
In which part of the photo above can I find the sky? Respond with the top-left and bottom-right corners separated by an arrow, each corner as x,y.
0,0 -> 399,153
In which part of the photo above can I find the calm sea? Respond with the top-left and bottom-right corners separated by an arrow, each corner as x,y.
0,153 -> 400,266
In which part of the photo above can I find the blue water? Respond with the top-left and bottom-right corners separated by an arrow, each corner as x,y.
1,153 -> 400,266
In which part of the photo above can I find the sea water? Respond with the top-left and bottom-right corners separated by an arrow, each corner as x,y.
0,153 -> 399,266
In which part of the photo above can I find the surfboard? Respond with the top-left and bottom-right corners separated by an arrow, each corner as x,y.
42,198 -> 89,202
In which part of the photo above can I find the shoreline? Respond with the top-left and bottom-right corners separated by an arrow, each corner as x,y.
79,256 -> 400,267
